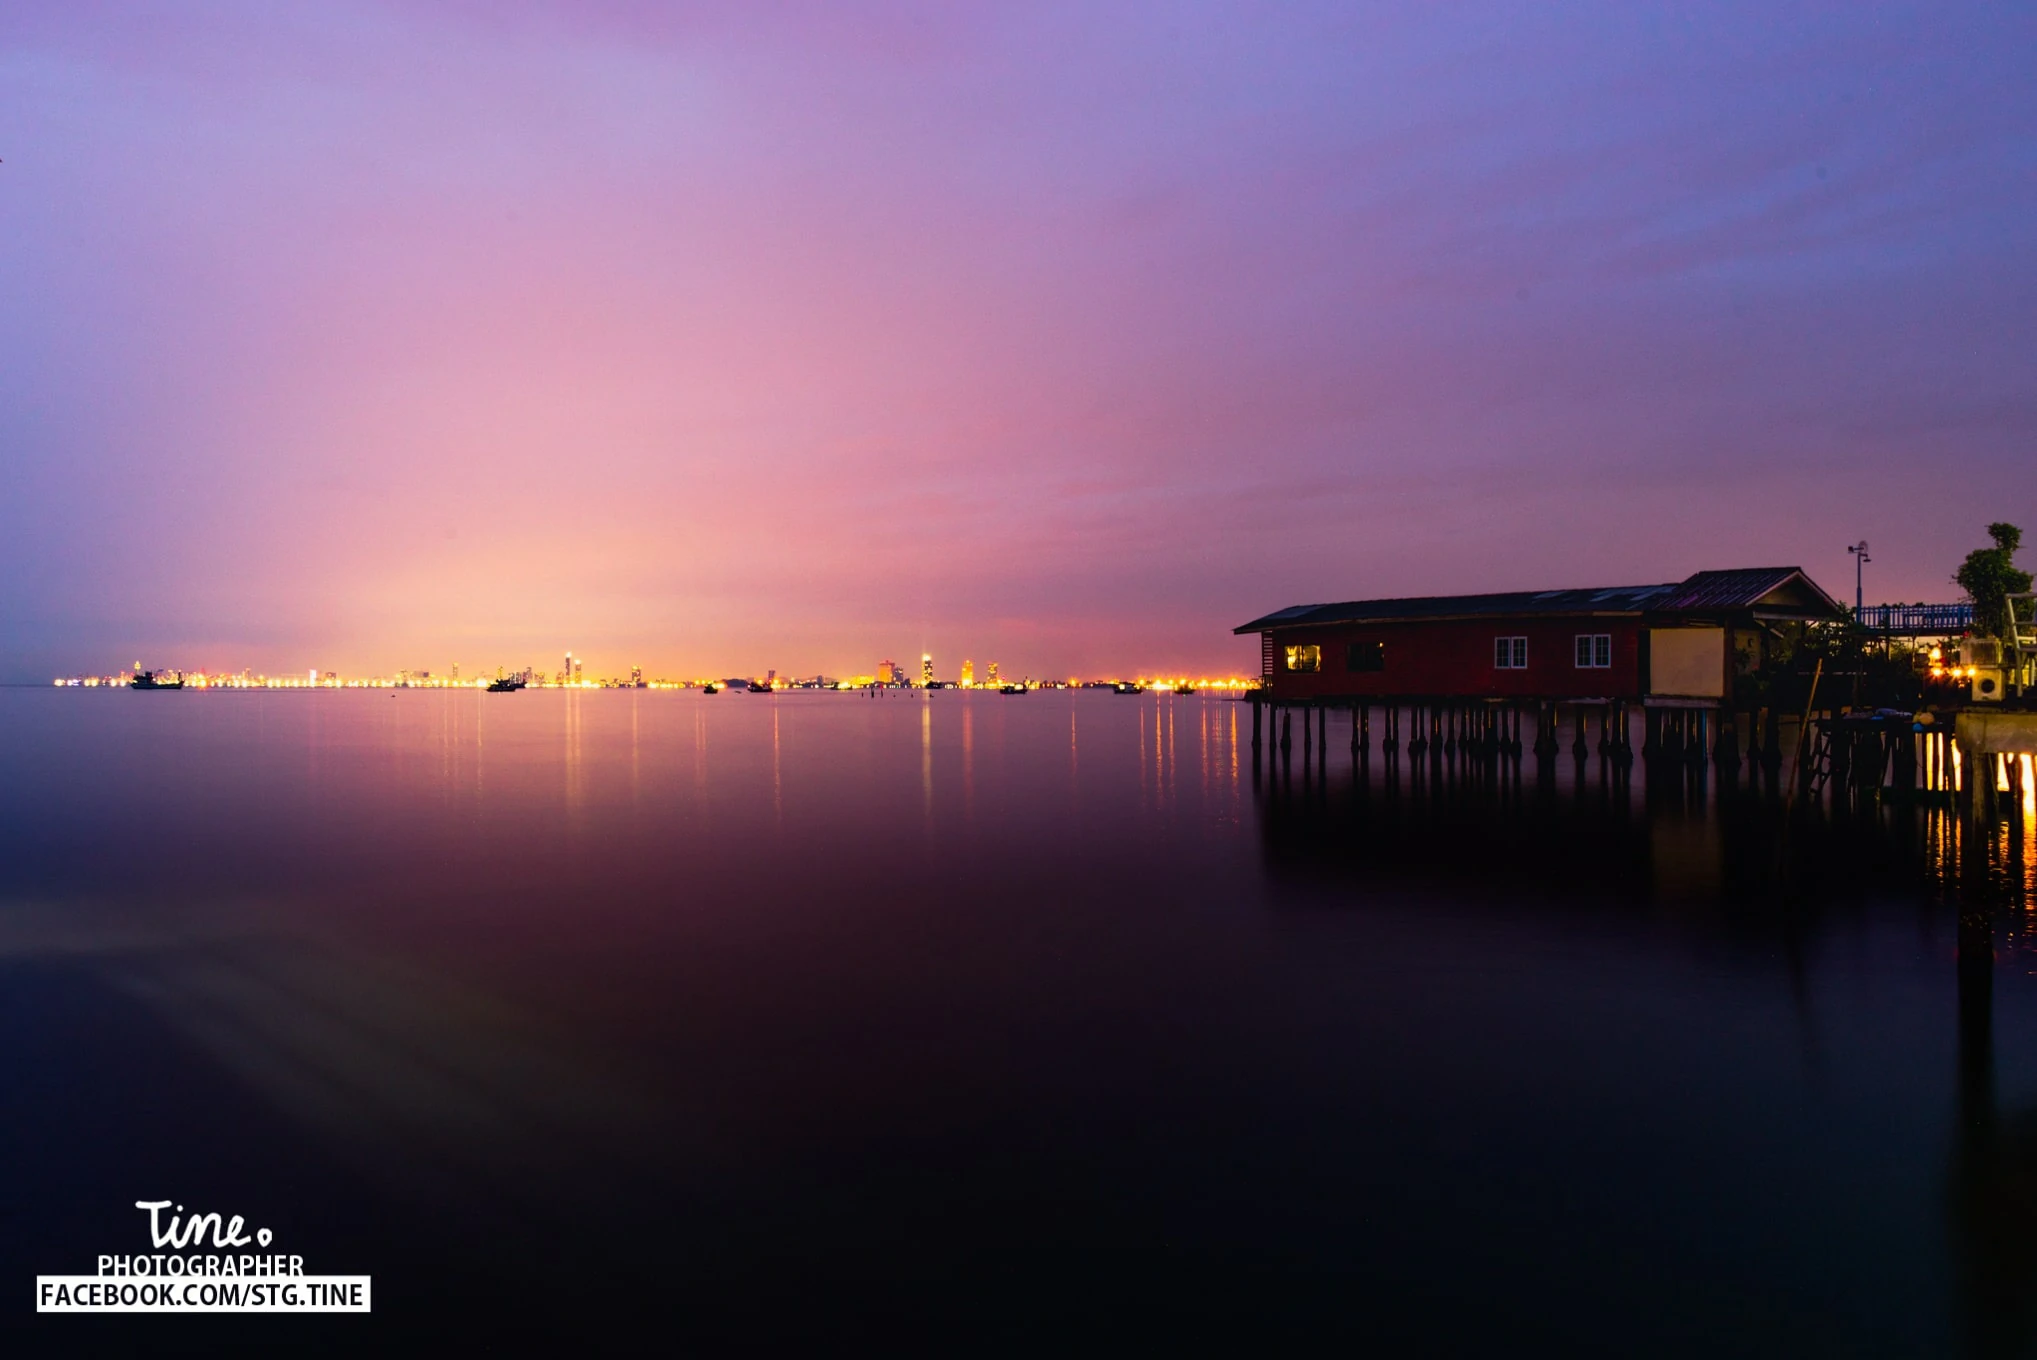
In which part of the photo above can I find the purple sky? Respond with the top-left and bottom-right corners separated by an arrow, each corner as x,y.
3,2 -> 2033,681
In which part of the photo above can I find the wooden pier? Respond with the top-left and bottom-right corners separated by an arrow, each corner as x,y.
1242,689 -> 2036,821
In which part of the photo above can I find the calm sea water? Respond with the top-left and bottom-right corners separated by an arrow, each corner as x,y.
3,686 -> 2034,1354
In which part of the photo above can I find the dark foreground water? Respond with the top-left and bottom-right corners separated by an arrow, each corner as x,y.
2,686 -> 2035,1355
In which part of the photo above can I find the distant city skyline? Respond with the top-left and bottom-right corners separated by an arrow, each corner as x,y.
3,4 -> 2033,683
49,653 -> 1256,690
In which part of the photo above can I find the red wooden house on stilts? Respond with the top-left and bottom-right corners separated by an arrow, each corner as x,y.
1235,567 -> 1846,769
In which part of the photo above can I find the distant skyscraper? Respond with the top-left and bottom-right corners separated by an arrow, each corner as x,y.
565,650 -> 573,686
987,661 -> 999,685
920,653 -> 934,688
451,662 -> 459,682
572,659 -> 584,684
960,659 -> 975,687
878,659 -> 898,685
630,665 -> 643,687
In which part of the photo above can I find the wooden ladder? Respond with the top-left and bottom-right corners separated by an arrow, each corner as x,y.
1805,723 -> 1836,796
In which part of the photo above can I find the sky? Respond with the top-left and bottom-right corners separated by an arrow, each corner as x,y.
2,1 -> 2033,682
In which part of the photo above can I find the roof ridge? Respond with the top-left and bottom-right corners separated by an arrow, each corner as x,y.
1235,566 -> 1842,633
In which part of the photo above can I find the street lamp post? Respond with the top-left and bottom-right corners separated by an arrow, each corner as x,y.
1847,541 -> 1871,619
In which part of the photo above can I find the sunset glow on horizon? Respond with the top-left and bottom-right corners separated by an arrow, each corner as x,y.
3,3 -> 2032,683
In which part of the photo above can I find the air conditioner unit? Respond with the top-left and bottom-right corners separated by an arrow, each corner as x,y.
1971,667 -> 2005,703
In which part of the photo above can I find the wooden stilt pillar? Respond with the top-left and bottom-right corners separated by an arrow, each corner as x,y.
1893,725 -> 1916,791
1829,719 -> 1852,791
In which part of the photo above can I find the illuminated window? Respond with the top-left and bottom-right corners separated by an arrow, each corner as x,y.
1574,634 -> 1612,668
1347,641 -> 1385,672
1493,636 -> 1528,669
1284,645 -> 1320,673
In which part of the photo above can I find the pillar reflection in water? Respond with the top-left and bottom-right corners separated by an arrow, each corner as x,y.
1252,700 -> 2037,1360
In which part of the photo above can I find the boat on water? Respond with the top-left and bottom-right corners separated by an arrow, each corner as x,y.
1174,685 -> 1197,695
701,683 -> 720,694
486,676 -> 524,692
130,670 -> 183,690
1113,682 -> 1143,695
999,684 -> 1027,694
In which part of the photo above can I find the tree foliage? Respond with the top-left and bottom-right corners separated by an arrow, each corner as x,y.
1749,619 -> 1922,711
1954,522 -> 2033,638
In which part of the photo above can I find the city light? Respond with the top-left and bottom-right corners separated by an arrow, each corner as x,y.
54,655 -> 1267,694
54,665 -> 1267,693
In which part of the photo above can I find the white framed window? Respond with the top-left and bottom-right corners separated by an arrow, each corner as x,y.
1575,633 -> 1612,668
1493,636 -> 1528,669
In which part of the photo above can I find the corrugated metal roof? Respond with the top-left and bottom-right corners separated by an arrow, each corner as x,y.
1234,566 -> 1843,634
1234,583 -> 1680,634
1655,567 -> 1813,610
